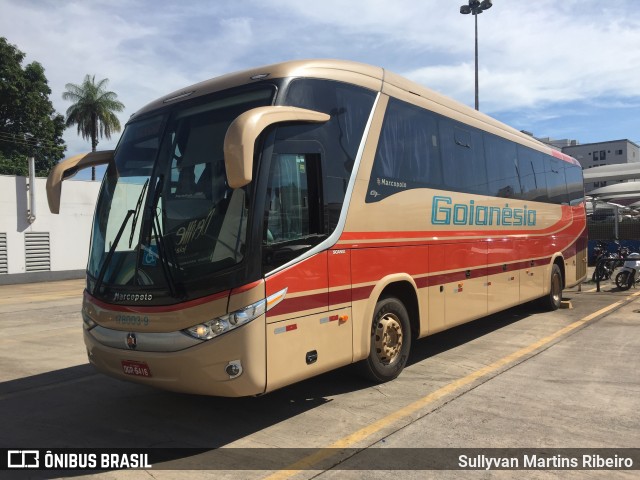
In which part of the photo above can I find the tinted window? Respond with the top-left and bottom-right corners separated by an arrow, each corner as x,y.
262,152 -> 324,271
367,98 -> 442,202
285,79 -> 375,173
264,153 -> 320,242
545,157 -> 569,204
517,146 -> 548,202
440,120 -> 487,195
284,79 -> 376,226
365,96 -> 579,207
484,134 -> 520,198
565,163 -> 585,205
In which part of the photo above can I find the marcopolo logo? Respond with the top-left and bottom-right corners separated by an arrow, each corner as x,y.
376,177 -> 407,189
431,195 -> 537,227
113,292 -> 154,302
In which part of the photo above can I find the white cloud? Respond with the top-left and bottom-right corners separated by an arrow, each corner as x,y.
1,0 -> 640,156
265,0 -> 640,113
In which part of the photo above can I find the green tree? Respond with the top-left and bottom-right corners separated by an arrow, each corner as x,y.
0,37 -> 66,176
63,74 -> 124,180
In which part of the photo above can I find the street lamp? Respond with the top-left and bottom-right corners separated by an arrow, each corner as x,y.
460,0 -> 493,110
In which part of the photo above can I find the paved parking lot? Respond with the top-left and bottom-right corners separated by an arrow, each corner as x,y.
0,277 -> 638,479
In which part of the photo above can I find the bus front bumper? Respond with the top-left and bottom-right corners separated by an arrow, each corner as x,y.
83,317 -> 266,397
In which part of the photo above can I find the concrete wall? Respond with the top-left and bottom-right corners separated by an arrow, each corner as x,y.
0,174 -> 100,284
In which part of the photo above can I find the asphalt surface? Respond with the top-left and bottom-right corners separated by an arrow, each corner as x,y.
0,274 -> 638,479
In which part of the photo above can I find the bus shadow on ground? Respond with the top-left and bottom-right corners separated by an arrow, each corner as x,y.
407,303 -> 535,368
0,301 -> 545,478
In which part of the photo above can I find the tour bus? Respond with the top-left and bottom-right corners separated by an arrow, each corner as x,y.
47,59 -> 587,396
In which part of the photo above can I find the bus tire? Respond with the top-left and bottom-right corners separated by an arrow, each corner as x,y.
542,264 -> 563,311
360,297 -> 411,383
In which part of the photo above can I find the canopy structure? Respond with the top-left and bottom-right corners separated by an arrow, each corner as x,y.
582,163 -> 640,184
582,164 -> 640,238
587,180 -> 640,201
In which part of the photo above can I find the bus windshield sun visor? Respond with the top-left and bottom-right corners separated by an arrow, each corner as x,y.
223,106 -> 330,188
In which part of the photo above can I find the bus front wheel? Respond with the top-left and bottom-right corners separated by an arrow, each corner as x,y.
360,297 -> 411,383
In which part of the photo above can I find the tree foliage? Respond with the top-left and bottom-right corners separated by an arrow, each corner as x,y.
0,37 -> 66,177
63,75 -> 124,180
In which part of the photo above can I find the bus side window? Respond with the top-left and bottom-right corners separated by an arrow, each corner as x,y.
545,157 -> 569,205
484,134 -> 520,198
367,97 -> 442,202
262,152 -> 325,271
517,146 -> 548,203
565,164 -> 585,205
440,120 -> 487,195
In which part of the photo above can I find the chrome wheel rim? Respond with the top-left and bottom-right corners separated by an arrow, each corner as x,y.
375,313 -> 403,365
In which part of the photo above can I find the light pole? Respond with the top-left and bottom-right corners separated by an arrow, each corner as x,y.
460,0 -> 493,110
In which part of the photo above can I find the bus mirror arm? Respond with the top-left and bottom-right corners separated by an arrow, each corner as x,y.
223,106 -> 330,189
46,150 -> 114,214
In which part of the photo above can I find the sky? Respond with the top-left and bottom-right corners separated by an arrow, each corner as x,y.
2,0 -> 640,180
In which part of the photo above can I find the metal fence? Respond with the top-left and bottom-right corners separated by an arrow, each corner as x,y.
587,219 -> 640,265
588,219 -> 640,241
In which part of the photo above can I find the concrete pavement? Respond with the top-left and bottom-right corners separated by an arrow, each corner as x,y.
0,276 -> 638,479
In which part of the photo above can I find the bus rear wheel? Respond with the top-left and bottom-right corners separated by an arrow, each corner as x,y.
360,297 -> 411,383
542,264 -> 563,311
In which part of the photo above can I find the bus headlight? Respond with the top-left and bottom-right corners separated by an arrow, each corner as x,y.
186,304 -> 261,340
82,310 -> 97,330
183,288 -> 286,341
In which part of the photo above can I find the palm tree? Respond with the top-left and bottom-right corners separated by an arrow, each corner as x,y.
62,75 -> 124,180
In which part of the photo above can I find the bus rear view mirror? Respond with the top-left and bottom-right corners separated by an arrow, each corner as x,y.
46,150 -> 114,214
223,106 -> 330,188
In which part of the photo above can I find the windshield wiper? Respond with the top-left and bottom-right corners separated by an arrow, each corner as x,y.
129,179 -> 149,248
93,179 -> 150,296
93,209 -> 135,296
147,175 -> 179,297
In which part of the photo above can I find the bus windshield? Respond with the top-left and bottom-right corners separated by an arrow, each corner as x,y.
88,87 -> 275,300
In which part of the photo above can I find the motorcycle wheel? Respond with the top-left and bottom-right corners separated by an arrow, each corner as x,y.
615,271 -> 632,291
592,265 -> 609,282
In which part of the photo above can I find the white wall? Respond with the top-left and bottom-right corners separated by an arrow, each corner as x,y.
0,174 -> 100,281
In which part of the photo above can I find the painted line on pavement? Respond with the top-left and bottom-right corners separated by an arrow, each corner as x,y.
264,291 -> 640,479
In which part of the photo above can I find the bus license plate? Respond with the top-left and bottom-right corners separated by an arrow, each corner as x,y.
121,360 -> 152,377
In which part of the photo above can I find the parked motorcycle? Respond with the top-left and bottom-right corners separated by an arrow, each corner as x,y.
615,252 -> 640,290
592,241 -> 629,282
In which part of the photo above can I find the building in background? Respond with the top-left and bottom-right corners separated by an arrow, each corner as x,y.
0,174 -> 100,284
561,140 -> 640,192
535,137 -> 578,150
